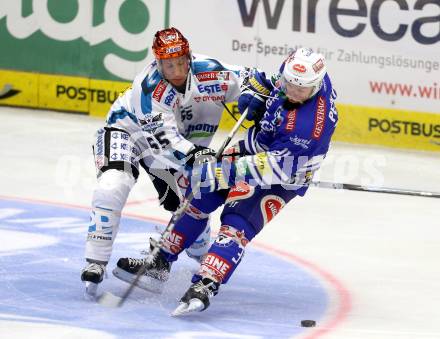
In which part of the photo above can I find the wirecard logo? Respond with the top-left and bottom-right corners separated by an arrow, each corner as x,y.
0,84 -> 20,100
237,0 -> 439,45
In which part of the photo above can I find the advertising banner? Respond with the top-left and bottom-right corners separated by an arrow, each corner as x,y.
0,0 -> 439,151
0,0 -> 170,81
172,0 -> 439,114
170,0 -> 440,151
0,69 -> 130,115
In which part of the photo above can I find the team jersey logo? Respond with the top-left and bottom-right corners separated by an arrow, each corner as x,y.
163,230 -> 185,254
152,80 -> 167,102
196,71 -> 216,82
201,253 -> 231,281
226,181 -> 255,204
285,109 -> 297,131
312,96 -> 326,139
184,123 -> 218,138
260,195 -> 286,225
193,95 -> 225,103
195,71 -> 229,82
139,113 -> 164,132
289,135 -> 311,149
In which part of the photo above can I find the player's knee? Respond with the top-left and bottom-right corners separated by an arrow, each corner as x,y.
221,213 -> 257,241
185,221 -> 211,262
185,203 -> 210,220
186,191 -> 226,219
93,169 -> 135,211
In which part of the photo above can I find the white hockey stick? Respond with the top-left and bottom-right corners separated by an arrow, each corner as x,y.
98,107 -> 251,308
311,181 -> 440,199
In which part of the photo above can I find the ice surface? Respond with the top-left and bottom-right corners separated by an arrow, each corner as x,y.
0,106 -> 439,339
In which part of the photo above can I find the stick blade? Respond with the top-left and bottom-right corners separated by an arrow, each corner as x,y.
97,291 -> 123,308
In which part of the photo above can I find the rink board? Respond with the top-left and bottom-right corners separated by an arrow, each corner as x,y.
0,69 -> 130,116
1,68 -> 439,152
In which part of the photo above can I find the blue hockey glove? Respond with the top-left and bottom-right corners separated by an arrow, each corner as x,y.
238,71 -> 271,121
238,92 -> 266,121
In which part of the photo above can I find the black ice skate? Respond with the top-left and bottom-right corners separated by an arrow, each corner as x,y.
81,262 -> 106,298
112,250 -> 171,294
171,278 -> 220,316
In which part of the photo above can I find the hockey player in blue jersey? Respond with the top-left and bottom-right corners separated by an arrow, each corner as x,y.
115,47 -> 339,315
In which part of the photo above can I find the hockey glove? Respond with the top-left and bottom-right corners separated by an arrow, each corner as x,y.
184,145 -> 217,170
145,167 -> 181,212
238,71 -> 271,122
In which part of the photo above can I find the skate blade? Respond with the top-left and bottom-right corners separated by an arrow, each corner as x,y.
171,299 -> 204,317
112,267 -> 164,294
97,291 -> 123,308
83,281 -> 98,300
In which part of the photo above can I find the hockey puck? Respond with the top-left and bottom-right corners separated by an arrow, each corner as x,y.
301,320 -> 316,327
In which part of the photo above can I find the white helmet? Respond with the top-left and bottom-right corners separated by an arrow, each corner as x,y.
280,48 -> 326,99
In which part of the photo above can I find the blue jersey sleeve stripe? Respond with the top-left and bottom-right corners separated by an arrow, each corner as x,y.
107,108 -> 138,125
268,155 -> 290,182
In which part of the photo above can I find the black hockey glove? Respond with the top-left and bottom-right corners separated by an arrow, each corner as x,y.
143,165 -> 181,212
185,145 -> 217,169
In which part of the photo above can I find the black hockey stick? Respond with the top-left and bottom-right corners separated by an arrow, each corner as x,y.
98,107 -> 251,308
311,181 -> 440,199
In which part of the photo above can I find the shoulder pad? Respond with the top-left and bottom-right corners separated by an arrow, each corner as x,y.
192,57 -> 226,74
141,68 -> 163,94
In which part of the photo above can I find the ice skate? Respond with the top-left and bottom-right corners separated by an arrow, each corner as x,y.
81,262 -> 106,298
172,278 -> 219,316
112,250 -> 171,294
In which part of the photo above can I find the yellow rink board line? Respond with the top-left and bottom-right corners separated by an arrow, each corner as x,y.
218,104 -> 440,152
1,69 -> 439,152
0,69 -> 130,115
334,104 -> 440,152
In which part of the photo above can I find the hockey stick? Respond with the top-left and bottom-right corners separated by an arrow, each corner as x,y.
311,180 -> 440,199
98,107 -> 251,308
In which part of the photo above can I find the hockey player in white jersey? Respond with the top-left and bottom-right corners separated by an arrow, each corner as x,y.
80,27 -> 255,296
